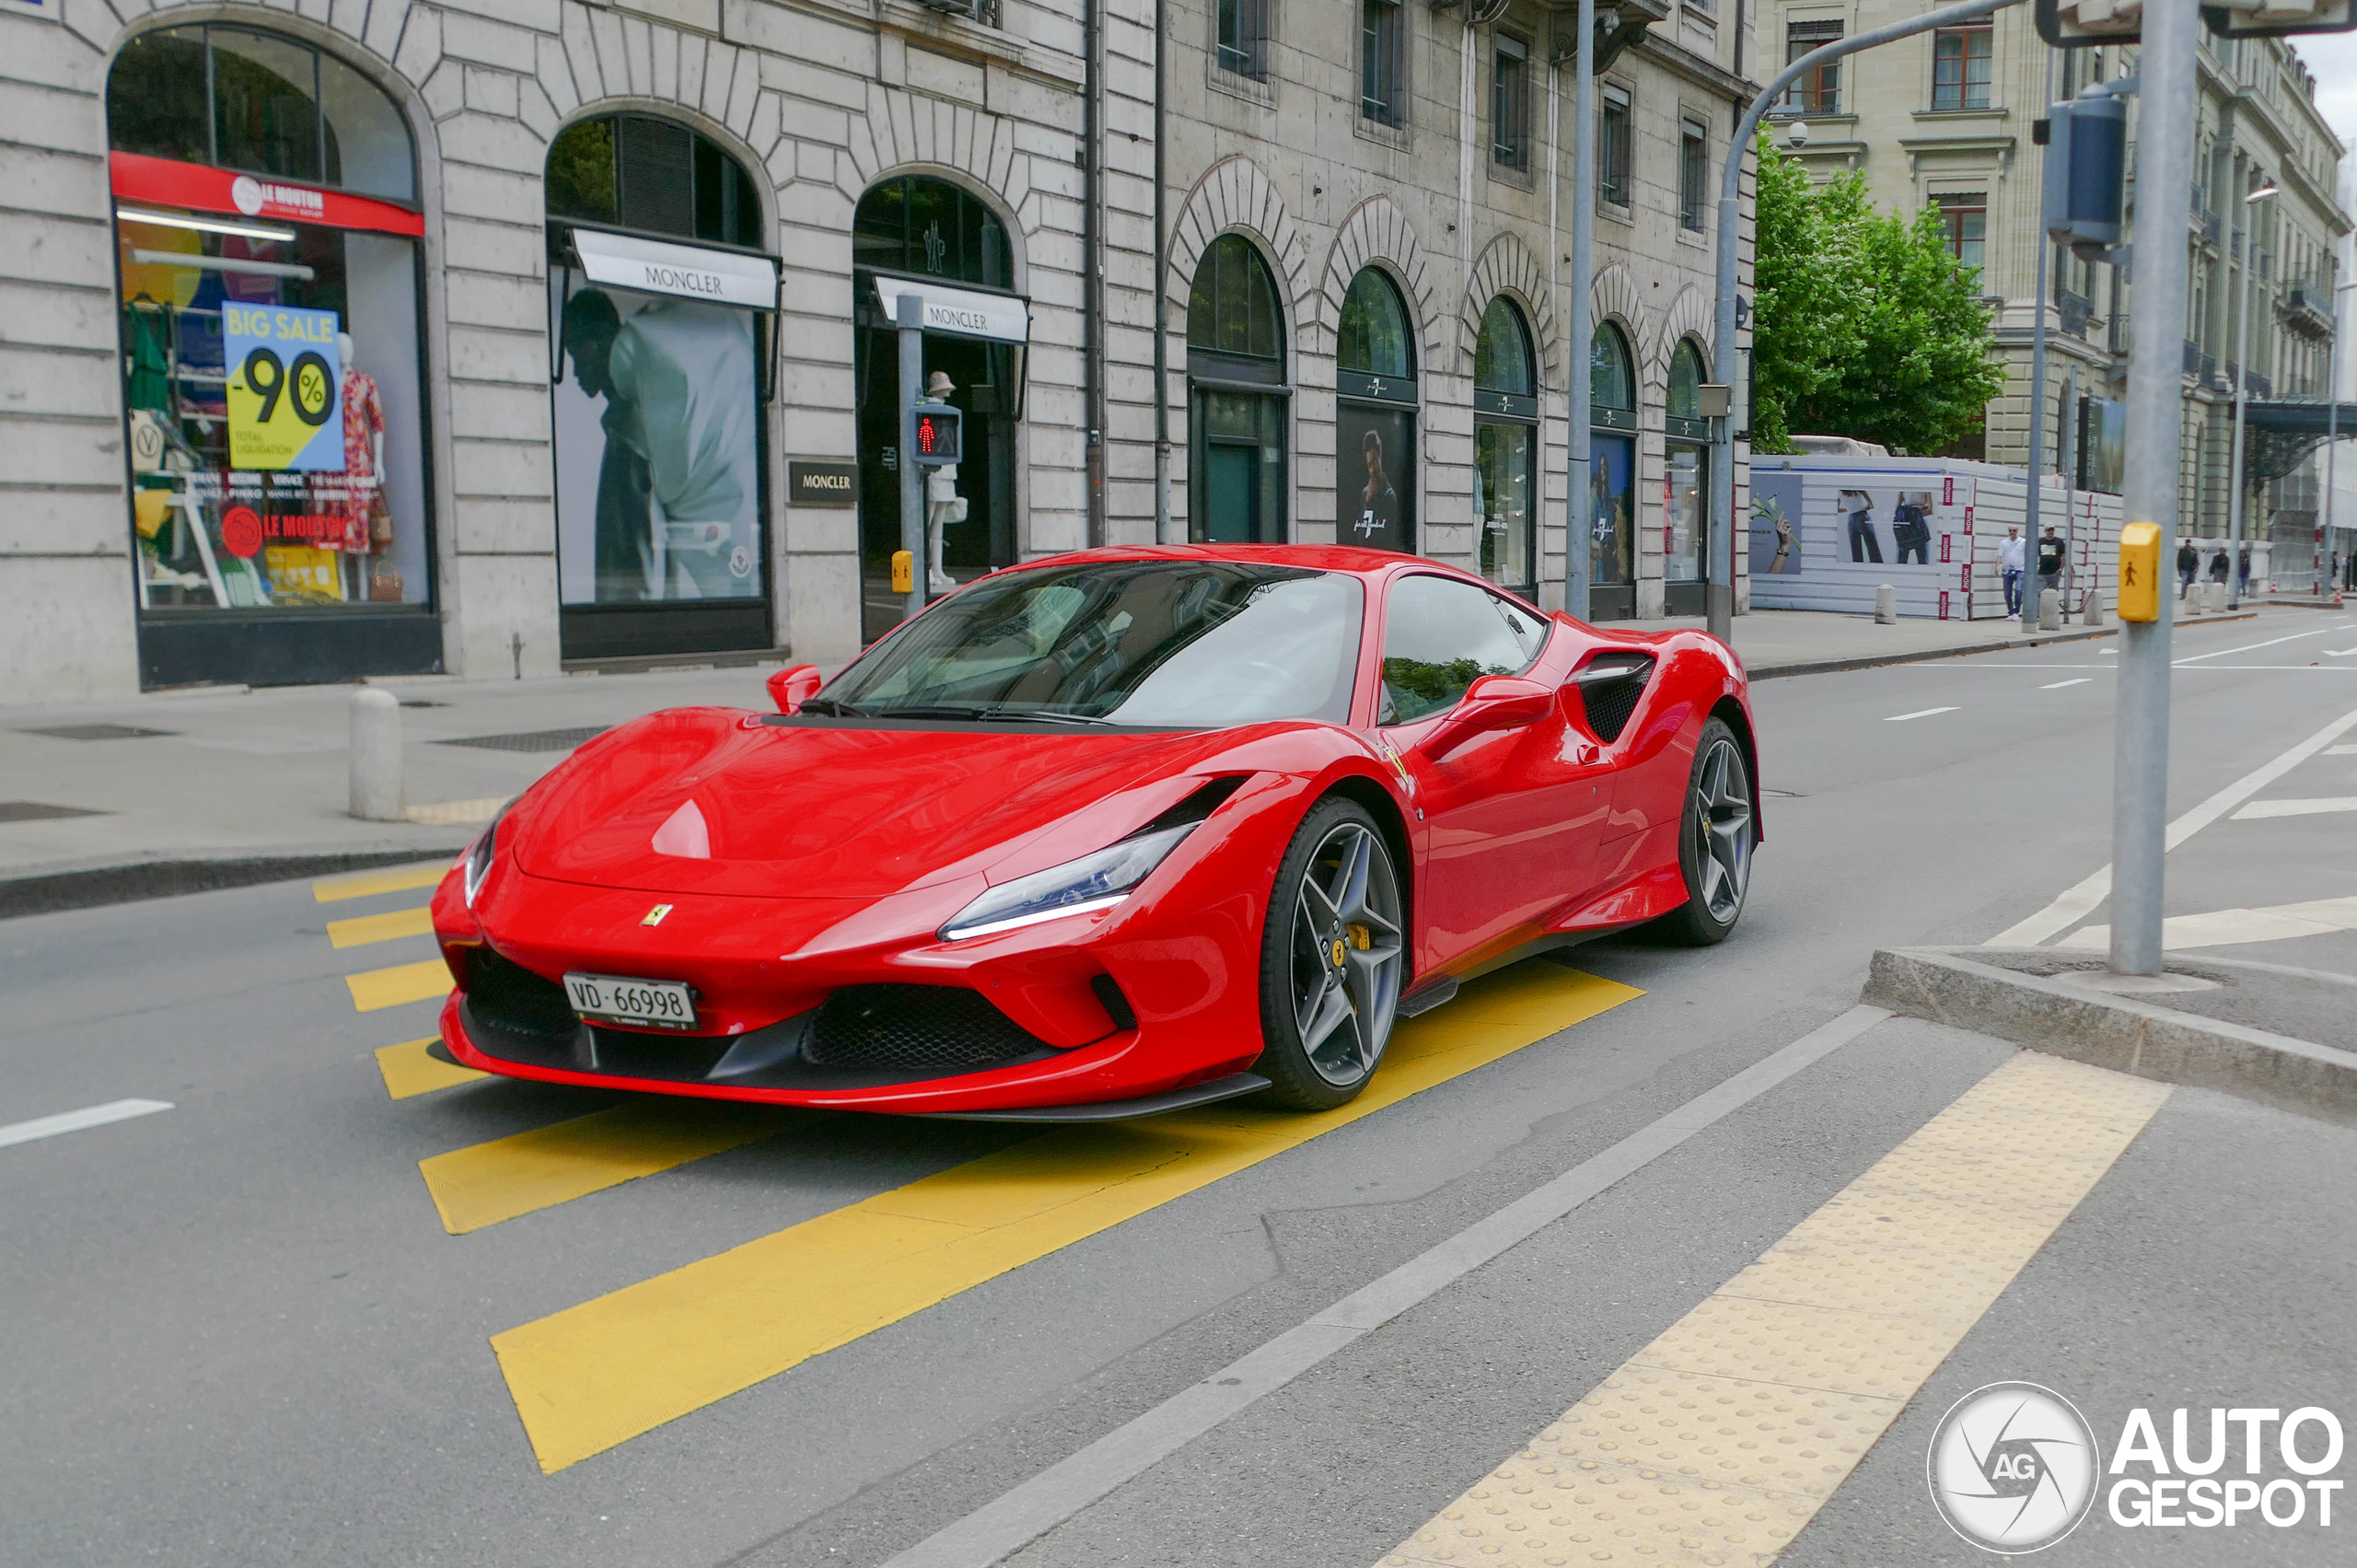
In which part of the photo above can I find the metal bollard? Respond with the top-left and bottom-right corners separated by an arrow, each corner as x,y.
1874,584 -> 1897,624
349,687 -> 405,822
2039,587 -> 2062,631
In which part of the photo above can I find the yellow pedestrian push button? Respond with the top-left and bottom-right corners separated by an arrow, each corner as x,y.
890,550 -> 913,594
2118,520 -> 2162,622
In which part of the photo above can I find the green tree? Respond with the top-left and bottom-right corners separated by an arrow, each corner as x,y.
1750,133 -> 2006,456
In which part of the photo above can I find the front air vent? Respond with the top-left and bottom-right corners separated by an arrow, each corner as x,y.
1573,654 -> 1655,744
804,985 -> 1058,1074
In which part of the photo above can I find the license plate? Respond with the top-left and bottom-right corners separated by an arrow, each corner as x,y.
563,971 -> 698,1030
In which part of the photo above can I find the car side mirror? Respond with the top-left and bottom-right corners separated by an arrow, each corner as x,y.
1419,675 -> 1553,760
765,664 -> 824,714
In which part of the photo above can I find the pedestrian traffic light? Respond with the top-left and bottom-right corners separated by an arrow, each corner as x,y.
2119,522 -> 2162,622
910,401 -> 963,466
2043,96 -> 2127,261
891,550 -> 914,595
2038,0 -> 2356,44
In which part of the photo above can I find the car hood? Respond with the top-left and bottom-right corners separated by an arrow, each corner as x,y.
510,707 -> 1291,899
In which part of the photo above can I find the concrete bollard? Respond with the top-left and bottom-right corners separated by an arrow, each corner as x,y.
349,687 -> 405,822
2082,588 -> 2105,627
2039,587 -> 2062,631
1874,584 -> 1897,624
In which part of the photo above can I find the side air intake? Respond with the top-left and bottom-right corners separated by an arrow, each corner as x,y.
1572,654 -> 1655,743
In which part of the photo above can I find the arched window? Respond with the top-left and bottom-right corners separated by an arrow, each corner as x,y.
108,24 -> 434,688
1664,340 -> 1712,610
1337,267 -> 1416,555
1190,234 -> 1284,362
1473,297 -> 1538,596
548,116 -> 773,656
1188,235 -> 1289,544
548,113 -> 763,249
853,177 -> 1013,290
1588,322 -> 1638,610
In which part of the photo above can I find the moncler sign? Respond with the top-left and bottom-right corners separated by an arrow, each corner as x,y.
571,227 -> 778,309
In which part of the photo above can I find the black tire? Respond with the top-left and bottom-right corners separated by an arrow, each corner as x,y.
1653,716 -> 1757,947
1253,797 -> 1408,1110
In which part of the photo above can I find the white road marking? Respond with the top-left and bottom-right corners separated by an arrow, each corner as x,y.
2041,678 -> 2093,689
2232,796 -> 2357,820
2328,744 -> 2357,757
2060,897 -> 2357,953
1988,700 -> 2357,947
876,1005 -> 1896,1568
2175,625 -> 2350,665
0,1098 -> 174,1151
2327,649 -> 2356,657
1886,706 -> 1958,722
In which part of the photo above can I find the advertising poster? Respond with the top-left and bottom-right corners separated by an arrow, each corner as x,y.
1830,480 -> 1974,567
553,278 -> 762,604
1336,403 -> 1415,554
1590,434 -> 1635,585
1750,470 -> 1804,576
224,304 -> 342,470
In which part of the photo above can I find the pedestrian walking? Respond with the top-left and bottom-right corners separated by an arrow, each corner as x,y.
2177,540 -> 2199,599
2235,546 -> 2251,597
2000,526 -> 2026,616
2036,528 -> 2065,605
2208,549 -> 2230,595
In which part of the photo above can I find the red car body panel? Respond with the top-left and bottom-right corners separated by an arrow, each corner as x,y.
431,545 -> 1755,1114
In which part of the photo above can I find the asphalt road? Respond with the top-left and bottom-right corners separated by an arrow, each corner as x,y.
4,610 -> 2353,1568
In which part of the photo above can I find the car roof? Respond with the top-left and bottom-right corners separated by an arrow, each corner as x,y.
984,542 -> 1490,583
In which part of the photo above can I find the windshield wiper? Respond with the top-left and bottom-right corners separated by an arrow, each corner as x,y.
868,703 -> 1116,726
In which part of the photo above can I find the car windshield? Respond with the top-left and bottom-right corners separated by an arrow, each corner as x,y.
821,560 -> 1364,726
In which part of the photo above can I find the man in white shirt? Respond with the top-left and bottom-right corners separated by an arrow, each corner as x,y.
2000,527 -> 2026,616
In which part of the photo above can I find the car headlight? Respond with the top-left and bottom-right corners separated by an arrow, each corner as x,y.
461,802 -> 512,908
939,823 -> 1196,942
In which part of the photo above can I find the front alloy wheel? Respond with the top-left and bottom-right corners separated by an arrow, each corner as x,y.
1256,798 -> 1406,1109
1658,716 -> 1755,945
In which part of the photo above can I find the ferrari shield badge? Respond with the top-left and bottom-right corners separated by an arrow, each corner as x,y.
641,904 -> 673,927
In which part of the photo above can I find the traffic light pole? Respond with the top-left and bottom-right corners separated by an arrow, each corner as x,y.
896,293 -> 926,622
1564,0 -> 1595,623
2110,0 -> 2200,977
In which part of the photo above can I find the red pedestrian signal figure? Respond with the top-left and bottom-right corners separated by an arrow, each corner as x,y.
911,401 -> 962,465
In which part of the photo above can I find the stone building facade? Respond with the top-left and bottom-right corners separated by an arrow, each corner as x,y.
1,0 -> 1758,701
1764,2 -> 2348,570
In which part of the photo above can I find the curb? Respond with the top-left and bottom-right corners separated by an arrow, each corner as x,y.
1745,610 -> 2256,680
0,842 -> 470,922
1864,946 -> 2357,1128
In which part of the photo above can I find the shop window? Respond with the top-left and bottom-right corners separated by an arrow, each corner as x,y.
108,25 -> 433,687
1665,341 -> 1712,605
1679,119 -> 1709,231
1937,193 -> 1987,272
1492,35 -> 1530,171
109,24 -> 416,201
1474,297 -> 1538,598
1588,323 -> 1638,604
1219,0 -> 1270,80
1189,235 -> 1288,543
1599,87 -> 1632,209
1337,268 -> 1417,555
1362,0 -> 1405,125
549,114 -> 765,251
1933,24 -> 1993,111
1781,21 -> 1841,115
549,120 -> 775,654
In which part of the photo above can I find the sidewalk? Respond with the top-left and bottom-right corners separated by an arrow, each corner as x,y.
0,603 -> 2268,914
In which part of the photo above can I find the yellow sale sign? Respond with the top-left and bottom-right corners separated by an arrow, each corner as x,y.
224,304 -> 342,470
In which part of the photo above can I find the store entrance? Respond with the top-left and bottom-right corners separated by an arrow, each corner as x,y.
853,318 -> 1017,645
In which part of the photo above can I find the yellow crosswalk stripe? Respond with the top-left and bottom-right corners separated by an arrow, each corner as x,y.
492,961 -> 1643,1474
314,861 -> 451,902
1370,1051 -> 2171,1568
346,958 -> 452,1012
376,1038 -> 488,1100
328,904 -> 435,949
422,1101 -> 791,1235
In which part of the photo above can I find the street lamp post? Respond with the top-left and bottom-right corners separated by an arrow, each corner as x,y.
1709,0 -> 2024,645
2324,273 -> 2356,598
2226,180 -> 2279,610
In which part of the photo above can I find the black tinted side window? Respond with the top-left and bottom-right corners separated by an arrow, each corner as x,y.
1379,575 -> 1546,725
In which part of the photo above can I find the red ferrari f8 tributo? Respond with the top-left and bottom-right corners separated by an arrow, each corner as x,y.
429,547 -> 1758,1120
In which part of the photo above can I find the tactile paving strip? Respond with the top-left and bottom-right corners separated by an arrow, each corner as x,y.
1374,1051 -> 2169,1566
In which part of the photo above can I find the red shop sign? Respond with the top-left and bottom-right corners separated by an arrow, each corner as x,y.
109,151 -> 424,238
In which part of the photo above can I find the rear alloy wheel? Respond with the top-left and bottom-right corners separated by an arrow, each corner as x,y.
1255,798 -> 1406,1110
1655,716 -> 1755,946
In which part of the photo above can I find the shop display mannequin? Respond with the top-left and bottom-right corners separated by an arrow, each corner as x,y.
333,331 -> 394,597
